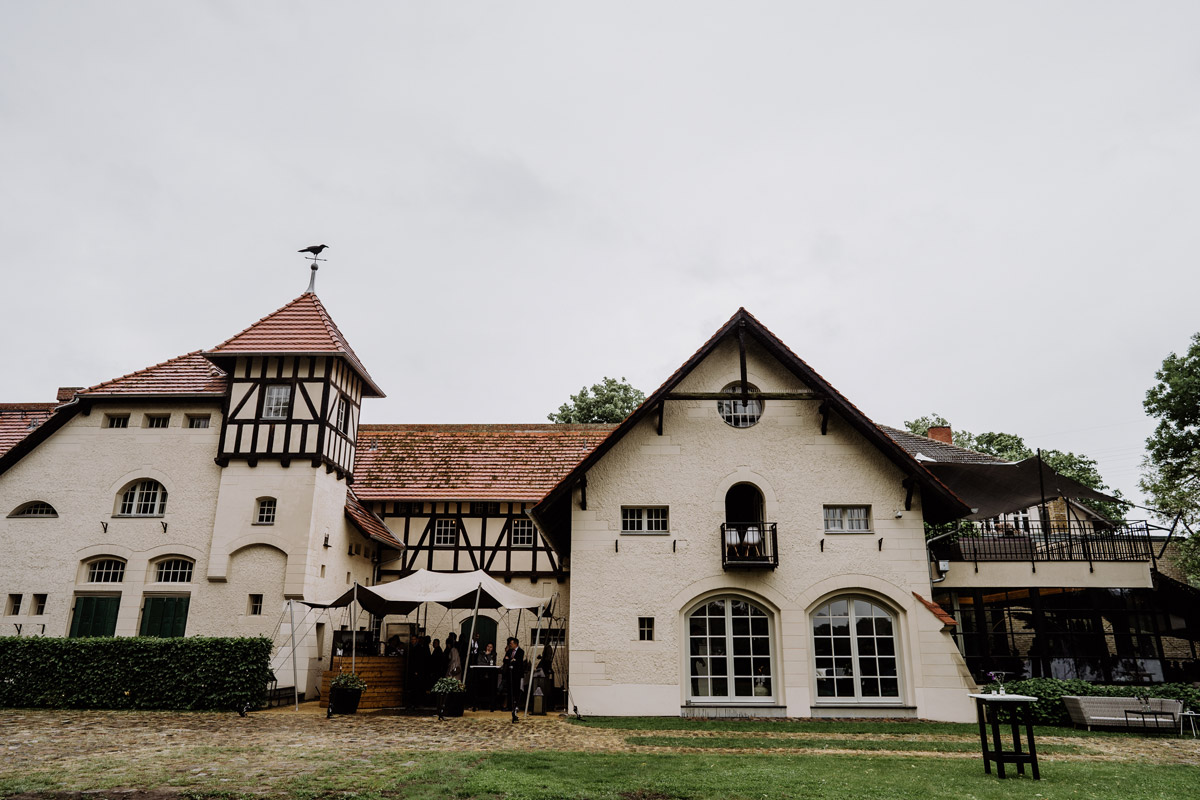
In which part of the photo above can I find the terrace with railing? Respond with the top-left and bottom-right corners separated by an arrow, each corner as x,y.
931,520 -> 1156,565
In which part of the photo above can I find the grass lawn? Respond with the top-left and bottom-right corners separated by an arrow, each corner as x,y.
3,750 -> 1193,800
570,715 -> 1110,738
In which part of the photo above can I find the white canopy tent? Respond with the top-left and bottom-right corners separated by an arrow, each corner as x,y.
304,570 -> 550,708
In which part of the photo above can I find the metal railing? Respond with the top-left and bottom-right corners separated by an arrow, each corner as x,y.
933,521 -> 1155,564
721,522 -> 779,569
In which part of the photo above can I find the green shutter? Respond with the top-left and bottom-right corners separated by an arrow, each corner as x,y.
140,596 -> 190,637
70,596 -> 120,637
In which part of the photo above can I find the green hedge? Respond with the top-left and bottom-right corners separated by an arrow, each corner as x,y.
0,636 -> 273,711
991,678 -> 1200,725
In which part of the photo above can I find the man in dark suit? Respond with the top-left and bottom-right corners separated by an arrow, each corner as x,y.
502,636 -> 525,723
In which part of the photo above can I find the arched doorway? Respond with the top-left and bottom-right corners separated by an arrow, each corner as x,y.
725,483 -> 763,525
460,615 -> 497,661
687,596 -> 774,702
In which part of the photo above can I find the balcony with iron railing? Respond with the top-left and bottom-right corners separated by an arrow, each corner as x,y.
721,522 -> 779,570
931,520 -> 1156,565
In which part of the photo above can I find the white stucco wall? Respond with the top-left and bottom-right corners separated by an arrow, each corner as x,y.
567,338 -> 976,721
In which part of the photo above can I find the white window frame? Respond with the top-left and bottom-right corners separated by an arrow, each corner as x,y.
717,383 -> 763,428
186,415 -> 210,429
639,616 -> 655,641
105,414 -> 129,429
621,506 -> 670,534
510,518 -> 535,548
117,480 -> 167,517
433,518 -> 457,546
687,596 -> 775,703
812,596 -> 902,704
154,558 -> 194,583
87,559 -> 126,583
335,395 -> 349,433
248,594 -> 264,615
262,384 -> 291,420
255,497 -> 277,525
823,505 -> 872,533
8,501 -> 57,518
145,414 -> 170,429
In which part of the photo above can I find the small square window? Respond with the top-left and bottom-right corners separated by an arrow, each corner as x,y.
511,519 -> 535,547
639,616 -> 654,641
472,502 -> 500,516
823,506 -> 872,533
434,519 -> 457,546
33,594 -> 47,615
145,415 -> 170,429
256,498 -> 277,525
105,414 -> 129,429
262,385 -> 291,420
187,415 -> 210,429
6,594 -> 21,616
622,507 -> 669,534
248,594 -> 263,615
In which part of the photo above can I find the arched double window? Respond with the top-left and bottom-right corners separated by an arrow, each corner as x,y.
116,479 -> 167,517
812,596 -> 901,702
153,557 -> 194,583
688,596 -> 774,701
86,557 -> 126,583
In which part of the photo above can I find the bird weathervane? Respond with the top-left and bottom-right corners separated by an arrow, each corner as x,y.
299,244 -> 328,293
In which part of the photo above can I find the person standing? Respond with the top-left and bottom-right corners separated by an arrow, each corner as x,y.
445,632 -> 462,679
502,636 -> 525,723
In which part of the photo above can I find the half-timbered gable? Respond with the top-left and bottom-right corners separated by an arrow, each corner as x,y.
205,292 -> 384,479
353,425 -> 612,582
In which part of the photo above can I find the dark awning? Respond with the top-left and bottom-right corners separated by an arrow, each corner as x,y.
923,458 -> 1123,521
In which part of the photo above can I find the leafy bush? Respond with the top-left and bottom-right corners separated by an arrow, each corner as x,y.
330,671 -> 367,690
431,677 -> 466,694
0,636 -> 273,711
995,678 -> 1200,725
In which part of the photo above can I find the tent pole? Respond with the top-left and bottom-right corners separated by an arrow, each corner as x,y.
525,601 -> 547,716
462,582 -> 483,690
351,583 -> 357,674
289,599 -> 299,711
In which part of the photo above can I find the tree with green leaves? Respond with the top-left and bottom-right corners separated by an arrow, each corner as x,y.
903,415 -> 1125,521
548,377 -> 646,424
1140,332 -> 1200,582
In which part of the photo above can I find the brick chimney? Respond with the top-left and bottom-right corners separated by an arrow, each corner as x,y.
57,387 -> 83,403
927,425 -> 952,444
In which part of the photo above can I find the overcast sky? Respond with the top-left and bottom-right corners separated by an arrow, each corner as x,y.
4,2 -> 1198,509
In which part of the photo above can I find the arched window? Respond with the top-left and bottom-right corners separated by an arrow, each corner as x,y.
812,597 -> 901,702
86,558 -> 126,583
154,558 -> 194,583
117,480 -> 167,516
688,596 -> 774,701
8,501 -> 57,518
255,497 -> 277,525
717,383 -> 762,428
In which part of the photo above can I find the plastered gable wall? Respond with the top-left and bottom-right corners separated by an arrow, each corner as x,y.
0,403 -> 223,637
567,337 -> 975,720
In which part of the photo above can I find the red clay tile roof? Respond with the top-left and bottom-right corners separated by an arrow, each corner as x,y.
345,490 -> 403,549
77,351 -> 228,398
353,424 -> 616,501
880,426 -> 1008,465
912,592 -> 957,627
0,404 -> 57,459
207,293 -> 383,397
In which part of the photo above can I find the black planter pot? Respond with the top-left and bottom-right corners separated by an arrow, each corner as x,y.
328,686 -> 363,715
436,692 -> 465,718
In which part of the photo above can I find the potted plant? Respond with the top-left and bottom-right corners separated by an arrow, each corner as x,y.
328,671 -> 367,716
431,676 -> 466,719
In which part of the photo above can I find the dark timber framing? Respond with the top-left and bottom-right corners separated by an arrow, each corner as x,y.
376,501 -> 563,582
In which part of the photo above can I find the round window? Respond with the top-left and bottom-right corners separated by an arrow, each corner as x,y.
718,383 -> 762,428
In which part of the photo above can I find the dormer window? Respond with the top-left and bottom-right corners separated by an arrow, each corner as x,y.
718,383 -> 762,428
263,385 -> 291,420
117,480 -> 167,517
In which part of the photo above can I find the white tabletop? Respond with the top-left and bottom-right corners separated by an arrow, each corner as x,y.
968,693 -> 1038,702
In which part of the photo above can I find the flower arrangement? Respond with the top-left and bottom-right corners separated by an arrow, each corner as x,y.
330,671 -> 367,691
431,677 -> 466,695
986,671 -> 1009,695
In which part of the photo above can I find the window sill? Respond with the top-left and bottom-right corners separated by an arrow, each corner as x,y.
823,530 -> 875,535
112,515 -> 165,519
252,522 -> 275,527
619,531 -> 671,536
